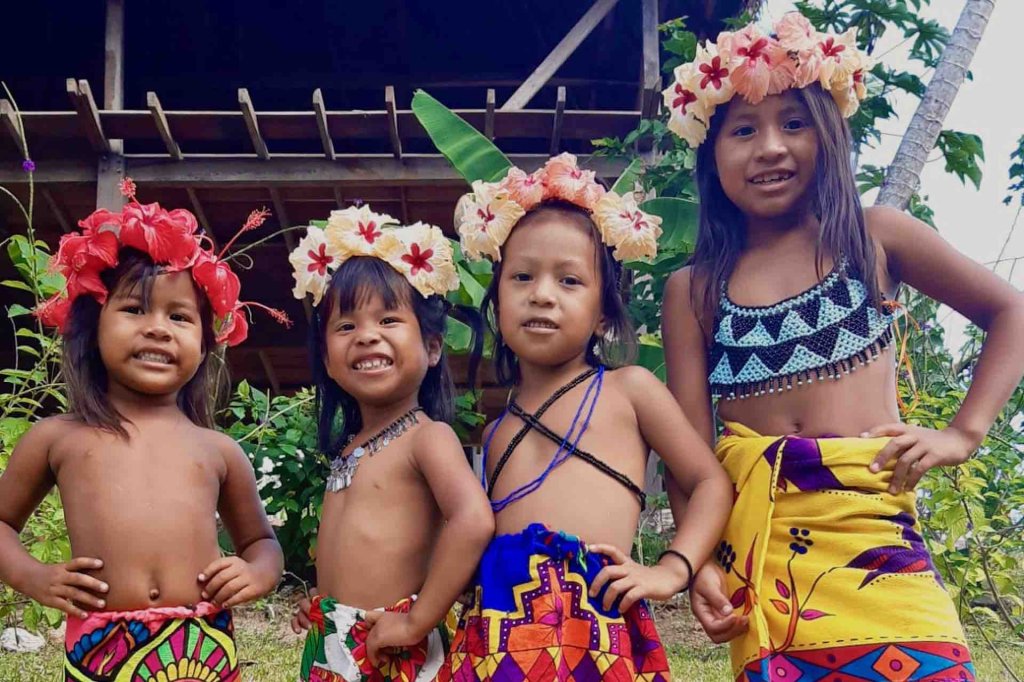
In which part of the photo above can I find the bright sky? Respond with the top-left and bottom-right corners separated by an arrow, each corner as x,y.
762,0 -> 1023,346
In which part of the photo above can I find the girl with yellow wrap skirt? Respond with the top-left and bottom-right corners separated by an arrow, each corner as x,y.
660,11 -> 1024,682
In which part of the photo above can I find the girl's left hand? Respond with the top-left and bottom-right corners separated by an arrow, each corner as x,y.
865,423 -> 978,494
587,544 -> 688,613
198,556 -> 269,608
362,611 -> 423,666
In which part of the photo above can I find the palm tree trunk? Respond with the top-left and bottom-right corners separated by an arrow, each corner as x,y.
875,0 -> 996,209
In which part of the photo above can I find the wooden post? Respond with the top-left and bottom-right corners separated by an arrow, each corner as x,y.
239,89 -> 270,160
485,89 -> 496,140
269,187 -> 313,323
313,89 -> 336,160
104,0 -> 124,155
550,86 -> 566,155
385,86 -> 403,159
147,92 -> 183,160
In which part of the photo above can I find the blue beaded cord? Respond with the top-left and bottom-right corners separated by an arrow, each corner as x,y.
483,366 -> 605,513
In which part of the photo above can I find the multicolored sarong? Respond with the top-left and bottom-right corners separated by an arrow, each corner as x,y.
717,422 -> 974,681
64,601 -> 237,681
299,594 -> 446,682
439,523 -> 671,681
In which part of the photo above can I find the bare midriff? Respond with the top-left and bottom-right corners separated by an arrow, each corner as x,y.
716,345 -> 901,438
316,431 -> 441,610
52,425 -> 225,612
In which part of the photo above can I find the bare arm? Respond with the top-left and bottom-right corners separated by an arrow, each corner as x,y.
661,267 -> 716,524
0,418 -> 107,617
200,434 -> 283,608
871,206 -> 1024,443
405,421 -> 494,635
863,207 -> 1024,491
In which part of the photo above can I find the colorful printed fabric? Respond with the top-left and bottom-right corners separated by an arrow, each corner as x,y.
299,595 -> 446,682
717,422 -> 974,681
438,523 -> 671,681
64,601 -> 237,681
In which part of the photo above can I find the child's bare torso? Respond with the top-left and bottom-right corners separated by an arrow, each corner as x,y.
49,417 -> 226,611
487,369 -> 648,551
316,421 -> 442,609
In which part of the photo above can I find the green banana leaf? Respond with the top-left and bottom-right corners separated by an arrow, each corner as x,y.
412,90 -> 512,185
640,197 -> 698,252
610,158 -> 644,195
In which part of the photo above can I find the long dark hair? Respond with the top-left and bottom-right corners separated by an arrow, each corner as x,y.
62,247 -> 218,436
473,201 -> 636,386
310,256 -> 480,456
690,83 -> 882,332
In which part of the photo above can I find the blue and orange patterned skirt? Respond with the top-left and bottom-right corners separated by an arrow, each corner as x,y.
438,523 -> 671,682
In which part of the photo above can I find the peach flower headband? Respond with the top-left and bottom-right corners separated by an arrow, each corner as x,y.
454,153 -> 662,263
662,12 -> 872,147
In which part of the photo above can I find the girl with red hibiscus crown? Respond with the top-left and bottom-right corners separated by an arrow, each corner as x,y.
0,179 -> 287,682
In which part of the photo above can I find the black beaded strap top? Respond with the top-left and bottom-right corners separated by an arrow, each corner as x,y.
707,260 -> 896,400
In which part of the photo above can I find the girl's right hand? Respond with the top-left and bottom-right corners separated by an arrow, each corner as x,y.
690,563 -> 749,643
290,588 -> 318,634
27,557 -> 107,619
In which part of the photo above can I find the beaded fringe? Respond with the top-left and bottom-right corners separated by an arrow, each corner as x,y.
712,326 -> 894,401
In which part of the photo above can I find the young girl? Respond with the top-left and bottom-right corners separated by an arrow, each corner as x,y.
286,207 -> 495,682
0,181 -> 285,681
433,153 -> 734,681
661,13 -> 1024,681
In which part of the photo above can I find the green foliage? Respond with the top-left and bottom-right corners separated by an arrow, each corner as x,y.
411,90 -> 512,184
1005,134 -> 1024,207
936,131 -> 985,190
0,89 -> 73,631
220,384 -> 323,577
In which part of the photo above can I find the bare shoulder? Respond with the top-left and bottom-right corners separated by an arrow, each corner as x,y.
610,364 -> 666,399
198,426 -> 248,468
16,414 -> 77,453
412,419 -> 464,460
665,265 -> 697,303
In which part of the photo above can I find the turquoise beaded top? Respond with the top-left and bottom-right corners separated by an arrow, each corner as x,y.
708,261 -> 896,400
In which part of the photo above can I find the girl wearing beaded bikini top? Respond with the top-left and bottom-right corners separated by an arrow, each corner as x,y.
433,152 -> 733,682
287,208 -> 494,682
661,12 -> 1024,681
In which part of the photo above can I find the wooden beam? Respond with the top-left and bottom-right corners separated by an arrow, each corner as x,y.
0,156 -> 630,186
501,0 -> 621,111
485,89 -> 496,140
399,186 -> 409,223
258,350 -> 282,395
147,92 -> 183,160
0,99 -> 24,156
41,188 -> 73,233
333,187 -> 345,209
384,86 -> 402,159
268,187 -> 313,323
312,89 -> 336,161
186,187 -> 217,249
67,79 -> 111,153
238,88 -> 270,160
550,86 -> 566,155
104,0 -> 124,155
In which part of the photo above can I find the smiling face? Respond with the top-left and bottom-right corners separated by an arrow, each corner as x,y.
322,286 -> 441,410
496,213 -> 606,371
713,90 -> 820,221
97,270 -> 205,401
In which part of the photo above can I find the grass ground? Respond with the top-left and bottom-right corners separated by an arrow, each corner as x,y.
1,597 -> 1021,681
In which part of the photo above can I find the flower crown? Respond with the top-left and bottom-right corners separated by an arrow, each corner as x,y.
289,205 -> 460,305
454,152 -> 662,263
35,178 -> 290,346
662,12 -> 872,148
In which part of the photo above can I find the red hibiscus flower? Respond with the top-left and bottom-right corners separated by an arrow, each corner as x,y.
216,306 -> 249,347
77,208 -> 122,235
35,295 -> 73,332
120,202 -> 200,270
191,252 -> 242,318
54,229 -> 120,304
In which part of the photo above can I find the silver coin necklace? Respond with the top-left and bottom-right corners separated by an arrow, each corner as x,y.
325,407 -> 423,493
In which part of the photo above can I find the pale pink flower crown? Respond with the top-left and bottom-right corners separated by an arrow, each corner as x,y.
662,12 -> 872,148
454,153 -> 662,264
